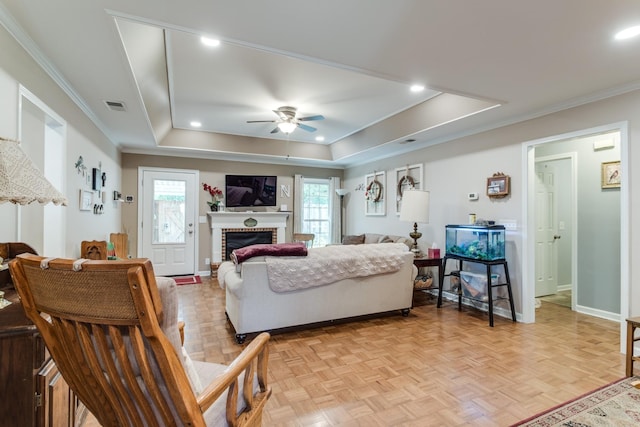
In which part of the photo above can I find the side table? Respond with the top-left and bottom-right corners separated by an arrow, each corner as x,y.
412,257 -> 443,305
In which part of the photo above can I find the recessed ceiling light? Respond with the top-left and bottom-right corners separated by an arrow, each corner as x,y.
190,121 -> 202,128
410,84 -> 425,93
615,25 -> 640,40
315,136 -> 325,142
200,36 -> 221,47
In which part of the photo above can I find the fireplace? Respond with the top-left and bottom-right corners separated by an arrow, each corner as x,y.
208,211 -> 289,263
223,229 -> 275,260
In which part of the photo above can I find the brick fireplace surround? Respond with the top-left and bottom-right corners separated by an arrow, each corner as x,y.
207,211 -> 289,268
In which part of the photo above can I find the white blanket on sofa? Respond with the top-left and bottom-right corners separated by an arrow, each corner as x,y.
265,243 -> 409,292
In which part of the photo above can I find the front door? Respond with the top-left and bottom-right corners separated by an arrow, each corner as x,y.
140,168 -> 197,276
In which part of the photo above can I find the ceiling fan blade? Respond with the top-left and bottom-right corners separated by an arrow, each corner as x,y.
247,120 -> 276,123
297,123 -> 317,132
270,126 -> 280,134
298,115 -> 324,122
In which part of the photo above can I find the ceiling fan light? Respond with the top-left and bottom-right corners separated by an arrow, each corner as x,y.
277,122 -> 297,134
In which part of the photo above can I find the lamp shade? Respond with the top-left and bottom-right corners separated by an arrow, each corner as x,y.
0,138 -> 68,206
335,188 -> 348,197
399,190 -> 430,223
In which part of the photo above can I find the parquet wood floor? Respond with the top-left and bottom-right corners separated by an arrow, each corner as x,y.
84,278 -> 624,426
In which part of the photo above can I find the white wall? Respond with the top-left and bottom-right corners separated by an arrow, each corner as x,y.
344,89 -> 640,319
0,24 -> 121,257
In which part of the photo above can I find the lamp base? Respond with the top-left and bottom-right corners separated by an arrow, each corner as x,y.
409,224 -> 422,257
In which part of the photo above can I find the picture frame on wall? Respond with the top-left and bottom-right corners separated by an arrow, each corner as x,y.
486,173 -> 510,198
364,171 -> 386,216
92,167 -> 102,191
79,189 -> 93,211
601,160 -> 621,189
395,164 -> 423,215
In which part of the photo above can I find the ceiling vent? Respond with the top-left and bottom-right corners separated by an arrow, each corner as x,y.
104,100 -> 127,112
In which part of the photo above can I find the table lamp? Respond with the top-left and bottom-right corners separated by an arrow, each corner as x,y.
399,190 -> 430,257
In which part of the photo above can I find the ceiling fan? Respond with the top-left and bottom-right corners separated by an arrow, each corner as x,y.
247,106 -> 324,134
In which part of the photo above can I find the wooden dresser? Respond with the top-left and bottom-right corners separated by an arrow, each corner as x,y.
0,286 -> 86,427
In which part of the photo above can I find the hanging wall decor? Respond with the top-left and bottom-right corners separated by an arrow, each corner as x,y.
395,164 -> 423,215
487,172 -> 510,198
364,171 -> 386,216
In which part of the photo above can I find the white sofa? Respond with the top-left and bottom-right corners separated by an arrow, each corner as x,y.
218,243 -> 416,343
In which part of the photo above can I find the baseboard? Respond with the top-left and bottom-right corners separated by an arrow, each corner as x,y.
575,304 -> 620,322
198,270 -> 212,277
557,284 -> 572,292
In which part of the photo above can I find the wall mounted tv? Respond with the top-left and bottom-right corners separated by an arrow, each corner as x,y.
225,175 -> 277,207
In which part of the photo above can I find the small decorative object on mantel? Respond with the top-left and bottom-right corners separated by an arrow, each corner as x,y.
202,182 -> 224,211
486,172 -> 510,198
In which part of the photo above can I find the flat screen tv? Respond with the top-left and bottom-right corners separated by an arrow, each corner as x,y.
225,175 -> 277,208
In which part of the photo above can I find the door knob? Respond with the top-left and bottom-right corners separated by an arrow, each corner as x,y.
553,235 -> 561,240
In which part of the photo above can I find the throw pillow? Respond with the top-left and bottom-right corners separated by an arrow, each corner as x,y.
379,235 -> 395,243
342,234 -> 365,245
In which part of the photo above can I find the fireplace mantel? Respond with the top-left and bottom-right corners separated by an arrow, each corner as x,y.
208,211 -> 289,263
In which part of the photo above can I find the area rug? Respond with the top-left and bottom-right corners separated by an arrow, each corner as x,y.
172,275 -> 202,285
512,376 -> 640,426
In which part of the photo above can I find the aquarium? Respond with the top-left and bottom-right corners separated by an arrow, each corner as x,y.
445,224 -> 505,261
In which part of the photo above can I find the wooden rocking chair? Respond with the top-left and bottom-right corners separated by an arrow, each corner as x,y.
9,254 -> 271,426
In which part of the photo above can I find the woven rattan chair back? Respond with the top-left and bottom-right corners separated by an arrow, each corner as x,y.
10,255 -> 199,426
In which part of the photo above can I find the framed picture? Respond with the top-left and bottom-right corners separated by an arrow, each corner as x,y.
395,164 -> 423,215
486,173 -> 510,198
92,167 -> 102,191
364,171 -> 386,216
601,161 -> 621,189
79,189 -> 93,211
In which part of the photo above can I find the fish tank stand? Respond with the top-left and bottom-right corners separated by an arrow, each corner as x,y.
438,255 -> 516,327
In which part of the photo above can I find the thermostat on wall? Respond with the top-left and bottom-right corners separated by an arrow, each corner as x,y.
468,192 -> 479,201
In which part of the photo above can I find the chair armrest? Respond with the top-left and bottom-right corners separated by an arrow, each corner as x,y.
197,332 -> 271,425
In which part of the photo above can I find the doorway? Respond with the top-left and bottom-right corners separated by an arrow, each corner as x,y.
523,123 -> 629,351
138,167 -> 198,276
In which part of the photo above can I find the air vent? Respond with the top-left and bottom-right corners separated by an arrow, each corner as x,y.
104,100 -> 127,112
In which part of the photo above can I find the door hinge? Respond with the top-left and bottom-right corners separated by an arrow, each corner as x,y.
35,392 -> 42,408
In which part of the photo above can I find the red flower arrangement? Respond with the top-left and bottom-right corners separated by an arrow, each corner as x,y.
202,183 -> 223,208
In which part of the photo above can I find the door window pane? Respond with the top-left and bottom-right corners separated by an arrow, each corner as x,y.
153,180 -> 186,244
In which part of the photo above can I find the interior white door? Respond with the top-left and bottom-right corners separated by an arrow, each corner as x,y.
140,169 -> 197,276
535,162 -> 559,297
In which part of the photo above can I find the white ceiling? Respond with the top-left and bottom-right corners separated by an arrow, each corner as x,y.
1,1 -> 640,168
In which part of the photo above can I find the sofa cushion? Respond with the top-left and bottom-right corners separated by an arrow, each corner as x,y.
342,234 -> 365,245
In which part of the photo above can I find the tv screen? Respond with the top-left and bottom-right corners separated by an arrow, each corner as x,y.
225,175 -> 277,207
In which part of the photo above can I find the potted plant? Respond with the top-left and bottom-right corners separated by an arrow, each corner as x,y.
202,183 -> 224,211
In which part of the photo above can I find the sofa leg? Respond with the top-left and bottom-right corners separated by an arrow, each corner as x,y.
401,308 -> 410,317
235,334 -> 247,344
